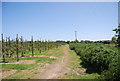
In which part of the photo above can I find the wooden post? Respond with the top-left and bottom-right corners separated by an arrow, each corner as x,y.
39,39 -> 41,54
21,36 -> 24,57
31,36 -> 34,57
8,36 -> 11,46
6,37 -> 9,57
2,33 -> 5,62
16,34 -> 19,61
8,37 -> 11,58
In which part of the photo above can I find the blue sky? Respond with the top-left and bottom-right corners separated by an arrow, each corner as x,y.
2,2 -> 118,41
0,2 -> 2,36
118,1 -> 120,24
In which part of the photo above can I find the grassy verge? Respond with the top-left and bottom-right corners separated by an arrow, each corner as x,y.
63,73 -> 100,79
59,45 -> 100,79
2,64 -> 35,70
2,57 -> 56,70
67,49 -> 82,69
41,46 -> 64,57
36,57 -> 56,64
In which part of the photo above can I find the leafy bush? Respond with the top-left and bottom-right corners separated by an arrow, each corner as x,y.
69,43 -> 118,80
99,56 -> 120,80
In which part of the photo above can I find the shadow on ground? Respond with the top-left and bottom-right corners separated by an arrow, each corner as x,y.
80,61 -> 101,74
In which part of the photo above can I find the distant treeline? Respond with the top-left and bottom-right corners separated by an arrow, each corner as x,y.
65,40 -> 116,44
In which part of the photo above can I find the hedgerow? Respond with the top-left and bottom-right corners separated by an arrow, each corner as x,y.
69,43 -> 119,80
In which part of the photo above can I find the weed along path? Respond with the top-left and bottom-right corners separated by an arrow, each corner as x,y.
2,44 -> 99,79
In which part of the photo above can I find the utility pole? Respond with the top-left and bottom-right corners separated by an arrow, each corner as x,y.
75,31 -> 77,41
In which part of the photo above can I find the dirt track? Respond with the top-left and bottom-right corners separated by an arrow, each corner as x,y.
39,45 -> 70,79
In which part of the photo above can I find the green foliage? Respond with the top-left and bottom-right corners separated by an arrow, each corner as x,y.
61,73 -> 100,79
36,57 -> 56,64
80,40 -> 94,43
69,43 -> 118,80
1,57 -> 50,60
99,56 -> 120,80
2,64 -> 35,70
113,24 -> 120,47
94,41 -> 112,44
112,36 -> 117,42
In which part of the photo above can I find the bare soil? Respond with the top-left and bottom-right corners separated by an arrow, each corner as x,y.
32,45 -> 70,79
2,70 -> 17,79
0,60 -> 36,64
